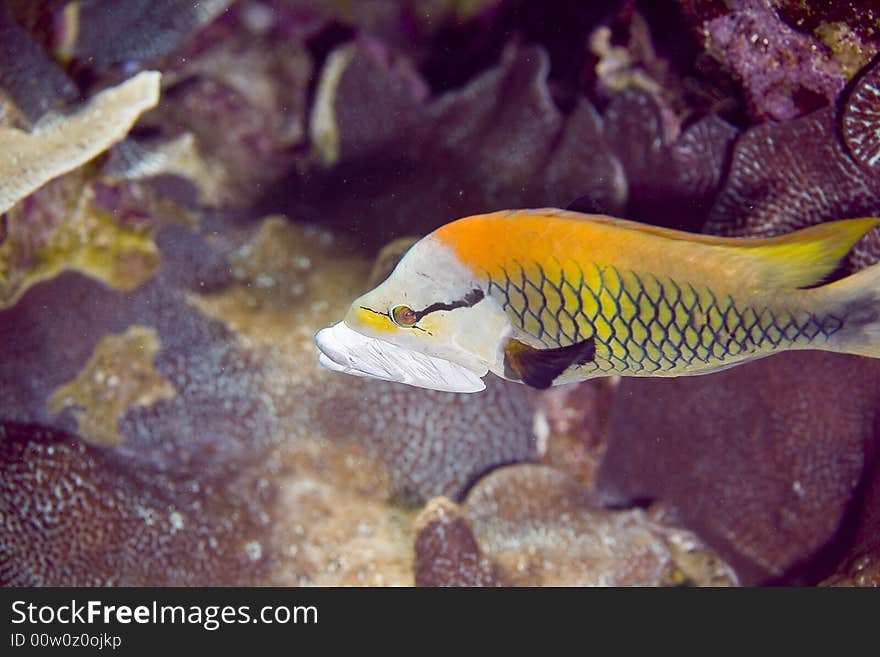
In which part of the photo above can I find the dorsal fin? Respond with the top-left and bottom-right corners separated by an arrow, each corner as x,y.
728,219 -> 879,288
517,209 -> 880,289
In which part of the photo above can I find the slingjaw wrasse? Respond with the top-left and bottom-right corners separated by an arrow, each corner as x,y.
315,209 -> 880,392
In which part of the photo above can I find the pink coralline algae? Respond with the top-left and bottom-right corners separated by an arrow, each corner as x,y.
705,3 -> 845,120
679,0 -> 880,121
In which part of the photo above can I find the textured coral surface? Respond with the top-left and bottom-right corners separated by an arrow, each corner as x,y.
3,0 -> 880,587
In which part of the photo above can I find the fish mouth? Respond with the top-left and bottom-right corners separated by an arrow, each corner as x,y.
314,322 -> 486,393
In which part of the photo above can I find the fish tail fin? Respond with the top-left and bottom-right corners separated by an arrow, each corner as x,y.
818,262 -> 880,358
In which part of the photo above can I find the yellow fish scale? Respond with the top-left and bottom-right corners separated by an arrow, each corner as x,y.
431,209 -> 866,377
493,262 -> 831,375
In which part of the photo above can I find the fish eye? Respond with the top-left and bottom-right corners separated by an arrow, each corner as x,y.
390,304 -> 418,327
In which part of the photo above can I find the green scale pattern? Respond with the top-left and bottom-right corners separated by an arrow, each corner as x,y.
485,261 -> 844,375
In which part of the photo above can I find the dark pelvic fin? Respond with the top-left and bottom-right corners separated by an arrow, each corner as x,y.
504,337 -> 596,389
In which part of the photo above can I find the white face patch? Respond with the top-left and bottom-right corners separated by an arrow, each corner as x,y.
314,322 -> 487,393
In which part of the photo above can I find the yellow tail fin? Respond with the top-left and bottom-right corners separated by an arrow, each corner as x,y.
818,262 -> 880,359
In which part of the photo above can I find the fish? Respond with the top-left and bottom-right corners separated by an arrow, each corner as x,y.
315,208 -> 880,393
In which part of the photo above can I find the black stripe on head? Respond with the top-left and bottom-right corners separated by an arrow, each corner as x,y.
413,288 -> 484,322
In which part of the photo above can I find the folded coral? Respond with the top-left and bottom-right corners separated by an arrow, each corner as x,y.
0,71 -> 160,215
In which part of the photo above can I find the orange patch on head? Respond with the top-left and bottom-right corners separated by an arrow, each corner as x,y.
430,208 -> 749,290
431,210 -> 585,280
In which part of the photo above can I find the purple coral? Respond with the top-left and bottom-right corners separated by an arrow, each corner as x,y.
0,422 -> 272,586
684,0 -> 849,120
704,51 -> 880,269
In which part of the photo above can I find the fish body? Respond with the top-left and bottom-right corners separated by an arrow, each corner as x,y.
316,209 -> 880,392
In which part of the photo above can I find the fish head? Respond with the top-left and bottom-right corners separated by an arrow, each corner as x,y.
315,234 -> 511,392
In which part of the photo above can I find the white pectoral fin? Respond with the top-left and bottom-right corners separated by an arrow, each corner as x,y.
314,322 -> 486,393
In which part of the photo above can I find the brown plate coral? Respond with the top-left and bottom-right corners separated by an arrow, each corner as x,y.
2,0 -> 880,587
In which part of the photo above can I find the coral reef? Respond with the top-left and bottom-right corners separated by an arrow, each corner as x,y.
263,436 -> 417,586
602,89 -> 738,228
0,422 -> 272,586
0,2 -> 76,122
0,70 -> 160,214
286,42 -> 591,242
141,7 -> 315,206
61,0 -> 234,66
704,60 -> 880,271
821,448 -> 880,587
414,497 -> 500,586
598,352 -> 880,584
279,38 -> 738,242
3,0 -> 880,588
531,380 -> 615,488
416,465 -> 737,586
593,30 -> 880,584
47,325 -> 177,447
678,0 -> 880,120
0,209 -> 538,583
0,171 -> 163,308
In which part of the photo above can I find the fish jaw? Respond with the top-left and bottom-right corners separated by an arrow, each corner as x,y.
314,322 -> 487,393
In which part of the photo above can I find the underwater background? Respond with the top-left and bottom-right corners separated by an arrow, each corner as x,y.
2,0 -> 879,586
